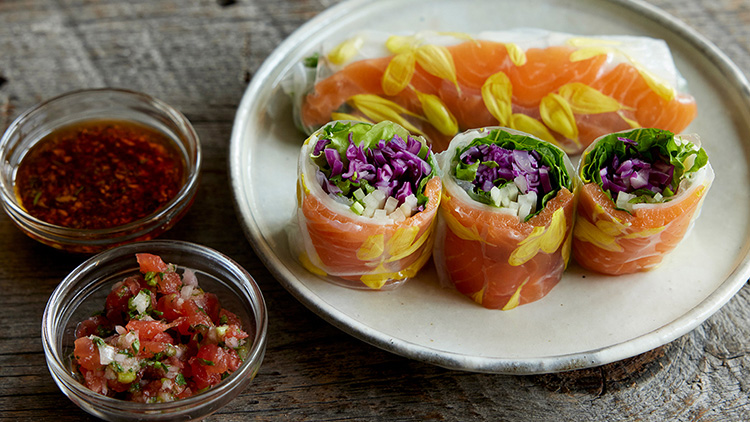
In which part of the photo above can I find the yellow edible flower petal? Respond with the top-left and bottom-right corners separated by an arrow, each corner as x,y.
415,90 -> 458,136
359,241 -> 433,289
505,42 -> 527,66
508,207 -> 567,266
382,52 -> 416,96
573,217 -> 623,252
509,113 -> 561,147
502,277 -> 530,311
482,71 -> 513,127
299,252 -> 327,277
558,82 -> 628,114
415,44 -> 461,93
442,198 -> 484,242
385,35 -> 418,54
540,93 -> 579,144
617,110 -> 641,129
359,263 -> 392,289
561,232 -> 573,268
635,65 -> 676,102
328,35 -> 364,65
470,287 -> 486,306
330,112 -> 373,124
347,94 -> 424,135
539,208 -> 567,254
569,46 -> 613,62
357,233 -> 385,261
297,174 -> 308,204
385,226 -> 420,260
622,226 -> 666,239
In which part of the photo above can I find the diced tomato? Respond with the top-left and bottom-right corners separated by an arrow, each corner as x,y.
107,377 -> 132,393
81,367 -> 108,395
105,276 -> 145,325
195,344 -> 228,374
224,348 -> 243,372
219,309 -> 242,326
226,325 -> 249,341
136,253 -> 169,274
157,293 -> 183,321
125,319 -> 176,341
75,314 -> 113,339
201,293 -> 220,324
157,271 -> 182,294
73,337 -> 101,371
139,340 -> 168,358
157,294 -> 212,336
188,356 -> 222,390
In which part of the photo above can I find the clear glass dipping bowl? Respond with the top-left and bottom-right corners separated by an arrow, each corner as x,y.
0,88 -> 201,253
42,240 -> 268,421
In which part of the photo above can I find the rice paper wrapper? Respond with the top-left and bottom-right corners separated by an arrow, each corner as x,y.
290,121 -> 442,290
572,129 -> 714,275
433,127 -> 578,310
285,28 -> 696,155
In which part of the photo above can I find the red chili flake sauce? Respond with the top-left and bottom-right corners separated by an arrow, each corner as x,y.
15,120 -> 185,229
73,254 -> 251,402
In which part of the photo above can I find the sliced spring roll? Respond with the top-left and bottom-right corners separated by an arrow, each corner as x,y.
434,127 -> 577,310
288,29 -> 697,154
572,128 -> 713,275
294,120 -> 441,290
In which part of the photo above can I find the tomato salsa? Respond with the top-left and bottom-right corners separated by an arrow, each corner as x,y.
15,120 -> 185,229
73,254 -> 250,402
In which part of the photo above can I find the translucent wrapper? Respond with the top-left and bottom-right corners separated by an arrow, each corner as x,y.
286,29 -> 697,155
433,127 -> 578,310
572,129 -> 714,275
292,122 -> 442,290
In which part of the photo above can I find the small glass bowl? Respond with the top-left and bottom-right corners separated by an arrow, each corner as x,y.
0,88 -> 201,253
42,240 -> 268,421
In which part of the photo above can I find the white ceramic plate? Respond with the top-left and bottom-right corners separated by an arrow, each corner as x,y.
229,0 -> 750,373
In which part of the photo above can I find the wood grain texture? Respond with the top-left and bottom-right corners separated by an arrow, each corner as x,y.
0,0 -> 748,421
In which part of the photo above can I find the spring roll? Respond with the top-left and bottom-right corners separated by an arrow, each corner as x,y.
293,120 -> 441,290
287,29 -> 697,154
434,127 -> 577,309
572,128 -> 713,275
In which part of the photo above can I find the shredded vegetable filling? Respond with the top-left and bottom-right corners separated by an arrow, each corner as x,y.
311,121 -> 436,221
580,128 -> 708,213
452,129 -> 570,221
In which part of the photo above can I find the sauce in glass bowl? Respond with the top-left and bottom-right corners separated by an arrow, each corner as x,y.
15,120 -> 186,230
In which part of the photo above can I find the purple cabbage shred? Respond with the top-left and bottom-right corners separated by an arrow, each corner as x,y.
316,134 -> 432,211
600,137 -> 675,196
460,144 -> 551,195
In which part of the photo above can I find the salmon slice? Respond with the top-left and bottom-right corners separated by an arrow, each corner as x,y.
438,187 -> 576,310
299,36 -> 696,155
572,178 -> 711,275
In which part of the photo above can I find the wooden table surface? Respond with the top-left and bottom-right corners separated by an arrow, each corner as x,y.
1,0 -> 749,420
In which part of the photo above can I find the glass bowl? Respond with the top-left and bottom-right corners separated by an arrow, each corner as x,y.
0,88 -> 201,253
41,240 -> 268,421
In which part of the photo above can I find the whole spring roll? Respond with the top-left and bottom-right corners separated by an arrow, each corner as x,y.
293,120 -> 441,290
288,29 -> 697,154
434,127 -> 577,310
572,128 -> 713,275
